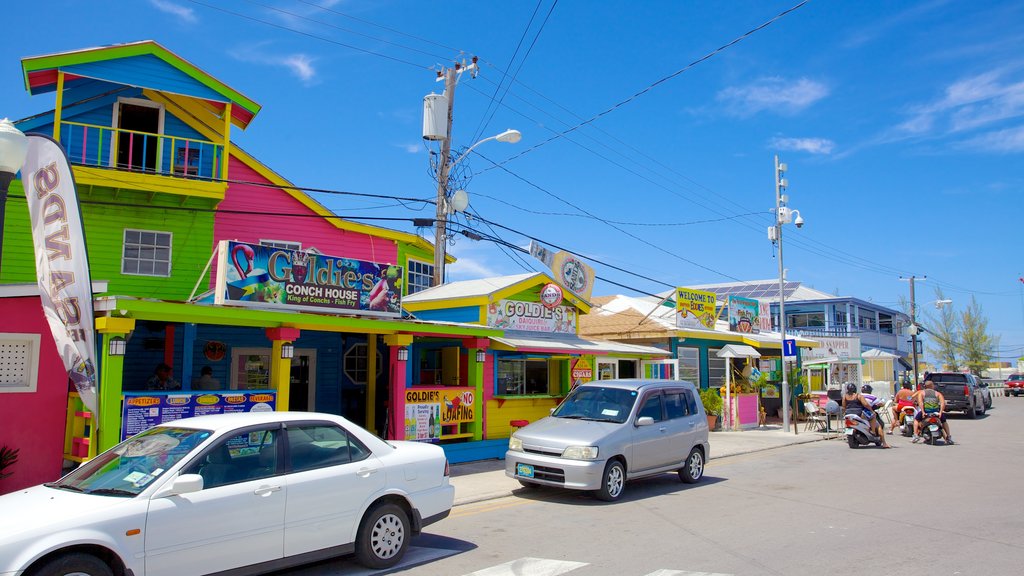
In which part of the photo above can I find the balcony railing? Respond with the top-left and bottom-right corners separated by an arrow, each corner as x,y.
59,121 -> 223,180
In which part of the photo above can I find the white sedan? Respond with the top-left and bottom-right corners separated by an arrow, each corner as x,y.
0,412 -> 453,576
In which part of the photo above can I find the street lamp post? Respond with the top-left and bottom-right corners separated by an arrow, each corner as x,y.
771,155 -> 804,434
430,129 -> 520,286
0,118 -> 30,275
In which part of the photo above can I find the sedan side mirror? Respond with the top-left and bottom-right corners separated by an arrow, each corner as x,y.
635,416 -> 655,427
154,473 -> 204,498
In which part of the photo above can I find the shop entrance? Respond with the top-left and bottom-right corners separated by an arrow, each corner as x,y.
230,347 -> 317,410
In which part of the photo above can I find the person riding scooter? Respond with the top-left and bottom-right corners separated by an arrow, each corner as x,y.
889,380 -> 918,434
913,379 -> 953,444
842,382 -> 891,448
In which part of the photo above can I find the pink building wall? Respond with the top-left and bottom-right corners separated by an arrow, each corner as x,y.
0,297 -> 70,494
211,157 -> 400,286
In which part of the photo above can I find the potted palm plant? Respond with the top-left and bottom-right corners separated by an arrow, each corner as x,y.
700,387 -> 723,430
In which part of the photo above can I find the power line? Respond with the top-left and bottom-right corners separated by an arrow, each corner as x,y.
477,0 -> 811,172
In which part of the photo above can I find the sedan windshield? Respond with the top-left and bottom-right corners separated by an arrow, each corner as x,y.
48,426 -> 212,497
552,386 -> 638,424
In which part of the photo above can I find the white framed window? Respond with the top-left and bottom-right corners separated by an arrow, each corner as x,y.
260,239 -> 302,251
122,229 -> 172,276
707,348 -> 727,389
343,343 -> 383,385
406,259 -> 434,294
0,333 -> 41,393
677,346 -> 700,383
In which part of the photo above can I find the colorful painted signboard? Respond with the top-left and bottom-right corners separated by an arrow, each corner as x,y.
571,357 -> 593,388
121,392 -> 276,440
675,287 -> 717,330
727,295 -> 760,334
404,387 -> 475,441
758,301 -> 773,331
215,240 -> 403,317
529,240 -> 595,301
486,299 -> 576,333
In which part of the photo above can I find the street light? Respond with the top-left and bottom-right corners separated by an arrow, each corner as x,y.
770,155 -> 805,434
0,118 -> 29,275
431,129 -> 520,286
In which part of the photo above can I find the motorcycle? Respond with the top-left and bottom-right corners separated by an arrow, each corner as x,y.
897,405 -> 916,437
844,397 -> 887,449
919,412 -> 945,445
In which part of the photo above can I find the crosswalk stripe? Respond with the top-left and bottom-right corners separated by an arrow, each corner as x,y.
463,557 -> 588,576
643,565 -> 733,569
643,571 -> 733,576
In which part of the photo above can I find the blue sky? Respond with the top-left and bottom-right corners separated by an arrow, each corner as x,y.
3,1 -> 1023,364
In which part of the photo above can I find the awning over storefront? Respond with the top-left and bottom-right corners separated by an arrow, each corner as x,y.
490,330 -> 671,357
715,344 -> 762,359
94,295 -> 502,338
674,326 -> 819,350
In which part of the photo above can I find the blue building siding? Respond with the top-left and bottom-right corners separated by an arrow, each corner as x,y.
66,55 -> 227,103
412,306 -> 479,323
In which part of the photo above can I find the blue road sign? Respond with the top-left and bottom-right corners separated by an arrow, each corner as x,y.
783,338 -> 797,357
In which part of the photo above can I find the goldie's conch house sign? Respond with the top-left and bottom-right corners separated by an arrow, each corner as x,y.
214,240 -> 403,318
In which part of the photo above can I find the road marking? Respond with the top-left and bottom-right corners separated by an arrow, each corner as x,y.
643,565 -> 733,569
463,557 -> 588,576
644,571 -> 733,576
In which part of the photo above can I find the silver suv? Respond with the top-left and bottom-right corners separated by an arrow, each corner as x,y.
505,379 -> 710,502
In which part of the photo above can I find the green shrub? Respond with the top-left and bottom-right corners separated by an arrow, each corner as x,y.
700,387 -> 723,416
0,446 -> 19,480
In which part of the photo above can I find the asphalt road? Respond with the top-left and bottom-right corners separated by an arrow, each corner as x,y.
288,396 -> 1024,576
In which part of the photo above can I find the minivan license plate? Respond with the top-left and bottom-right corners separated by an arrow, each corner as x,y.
516,463 -> 535,478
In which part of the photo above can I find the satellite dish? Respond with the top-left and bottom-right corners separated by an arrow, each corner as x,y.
450,189 -> 469,212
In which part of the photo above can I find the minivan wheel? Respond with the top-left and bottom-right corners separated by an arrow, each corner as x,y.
678,448 -> 704,484
595,460 -> 625,502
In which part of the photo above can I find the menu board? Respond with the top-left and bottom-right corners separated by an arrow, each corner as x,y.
122,392 -> 276,440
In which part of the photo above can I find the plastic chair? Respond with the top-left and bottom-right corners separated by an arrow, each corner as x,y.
803,402 -> 828,432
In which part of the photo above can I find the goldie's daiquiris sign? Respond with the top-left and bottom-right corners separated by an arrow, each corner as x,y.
214,240 -> 403,317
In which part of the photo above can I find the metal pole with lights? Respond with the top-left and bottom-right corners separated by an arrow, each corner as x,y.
423,60 -> 520,287
0,119 -> 30,275
771,155 -> 805,434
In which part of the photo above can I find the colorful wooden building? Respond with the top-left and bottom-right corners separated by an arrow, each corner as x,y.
403,273 -> 672,461
1,41 -> 499,492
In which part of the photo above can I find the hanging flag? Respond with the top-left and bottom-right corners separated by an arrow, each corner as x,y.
23,134 -> 98,416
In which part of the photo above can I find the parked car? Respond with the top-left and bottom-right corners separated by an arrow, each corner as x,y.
926,372 -> 986,418
978,378 -> 993,409
1006,374 -> 1024,397
506,379 -> 710,502
0,412 -> 453,576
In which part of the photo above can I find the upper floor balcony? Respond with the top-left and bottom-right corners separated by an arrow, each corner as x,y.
59,120 -> 226,199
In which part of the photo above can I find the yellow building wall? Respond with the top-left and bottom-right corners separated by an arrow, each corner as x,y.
486,397 -> 562,438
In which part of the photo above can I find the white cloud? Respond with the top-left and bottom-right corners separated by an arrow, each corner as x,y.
396,143 -> 421,154
281,54 -> 316,83
149,0 -> 196,23
717,77 -> 829,116
957,125 -> 1024,152
229,45 -> 318,85
896,68 -> 1024,138
769,137 -> 835,155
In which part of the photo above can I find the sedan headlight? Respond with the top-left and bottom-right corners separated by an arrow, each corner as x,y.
561,445 -> 599,460
509,436 -> 523,452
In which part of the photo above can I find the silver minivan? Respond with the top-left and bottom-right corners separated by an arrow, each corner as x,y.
505,379 -> 710,501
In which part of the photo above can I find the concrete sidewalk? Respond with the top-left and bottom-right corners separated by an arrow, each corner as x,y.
448,425 -> 833,506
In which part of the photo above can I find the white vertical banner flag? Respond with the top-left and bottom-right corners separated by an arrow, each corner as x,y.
23,134 -> 98,416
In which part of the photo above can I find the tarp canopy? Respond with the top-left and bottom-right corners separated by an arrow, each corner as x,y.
715,344 -> 762,359
862,348 -> 900,359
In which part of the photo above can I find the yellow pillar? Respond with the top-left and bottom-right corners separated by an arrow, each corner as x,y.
266,328 -> 300,411
53,71 -> 65,141
96,316 -> 136,452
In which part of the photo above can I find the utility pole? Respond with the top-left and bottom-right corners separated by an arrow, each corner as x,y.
900,275 -> 925,388
429,59 -> 477,287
